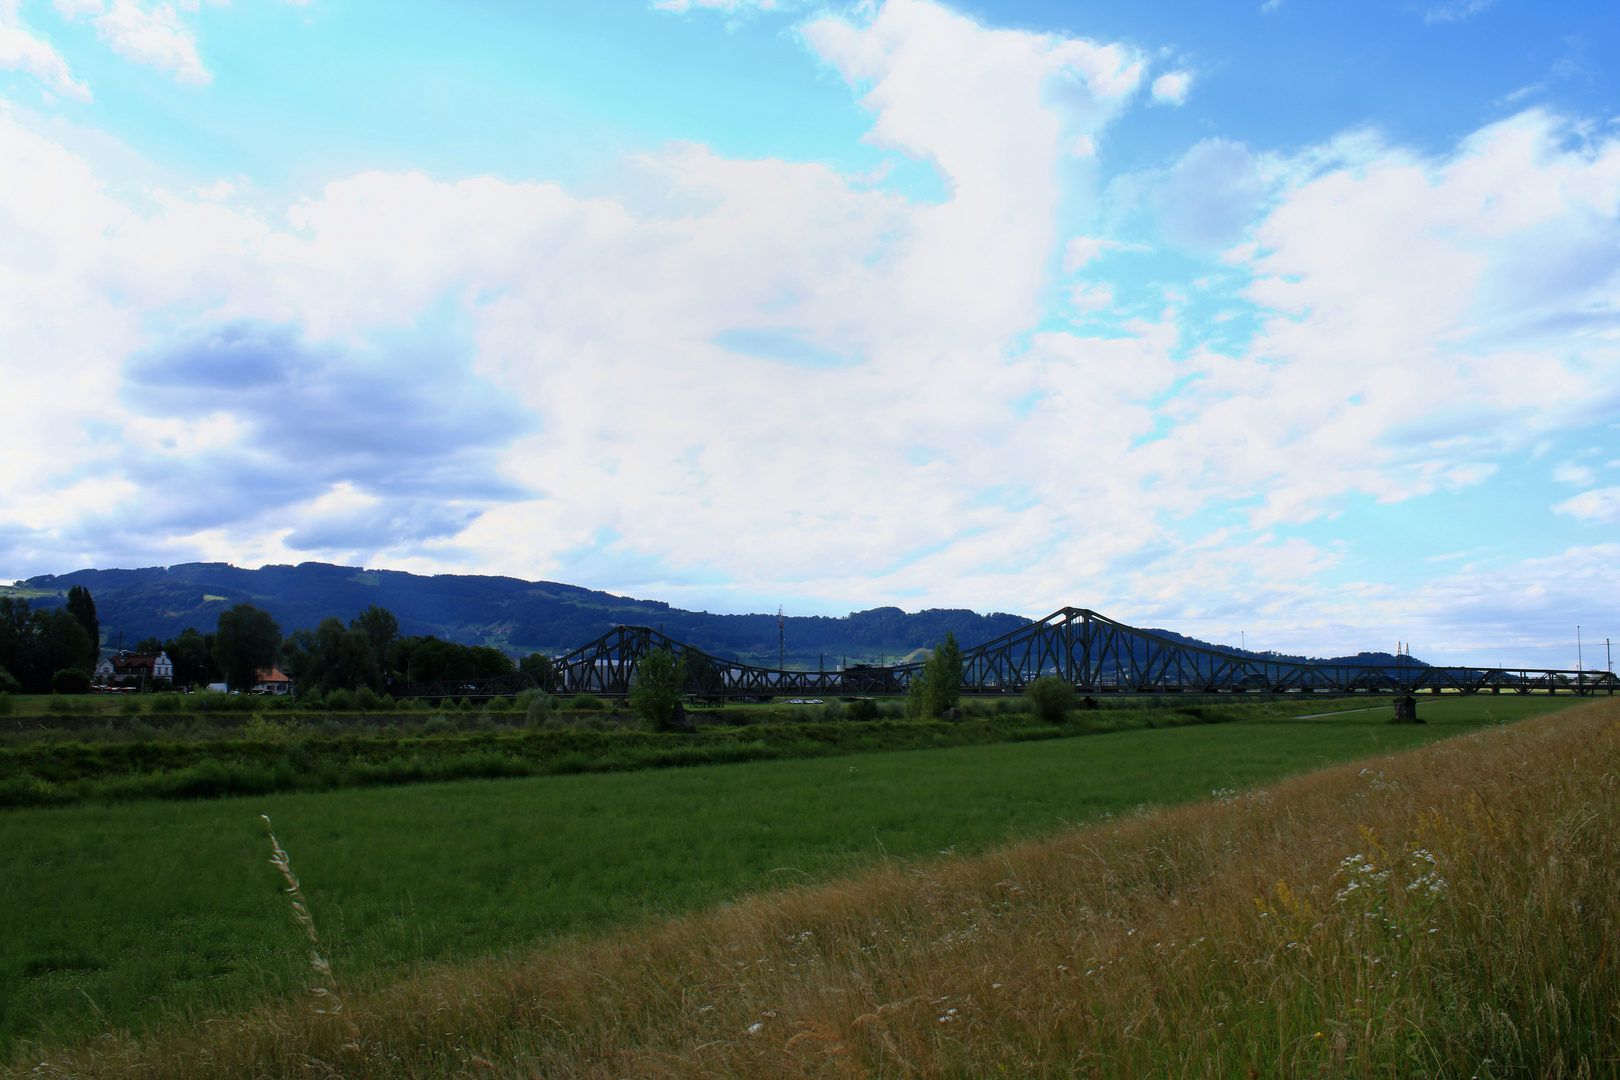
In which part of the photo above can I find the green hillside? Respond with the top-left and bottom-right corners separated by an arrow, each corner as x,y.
5,563 -> 1030,665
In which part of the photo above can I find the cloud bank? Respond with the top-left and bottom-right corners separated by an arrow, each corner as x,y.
1,0 -> 1617,663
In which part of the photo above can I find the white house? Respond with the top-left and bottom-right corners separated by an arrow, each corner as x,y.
95,651 -> 174,684
253,668 -> 292,695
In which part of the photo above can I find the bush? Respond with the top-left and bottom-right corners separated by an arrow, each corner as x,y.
118,696 -> 144,716
325,688 -> 354,711
149,694 -> 182,714
845,699 -> 879,722
520,690 -> 554,727
567,693 -> 606,711
241,712 -> 288,742
0,693 -> 11,716
354,686 -> 381,711
901,636 -> 966,719
904,673 -> 931,719
52,668 -> 92,695
486,696 -> 512,713
1025,676 -> 1077,723
423,713 -> 455,735
298,690 -> 325,710
629,647 -> 683,729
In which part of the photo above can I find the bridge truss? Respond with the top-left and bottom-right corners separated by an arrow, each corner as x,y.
457,607 -> 1615,702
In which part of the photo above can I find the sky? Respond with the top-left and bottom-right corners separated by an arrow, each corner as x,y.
2,0 -> 1618,668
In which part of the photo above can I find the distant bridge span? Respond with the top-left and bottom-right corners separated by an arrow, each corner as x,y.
407,607 -> 1618,700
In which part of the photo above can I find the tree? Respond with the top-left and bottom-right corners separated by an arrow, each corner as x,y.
164,627 -> 217,687
281,617 -> 380,695
906,633 -> 964,718
213,604 -> 282,691
519,653 -> 555,691
923,632 -> 962,714
387,635 -> 514,685
1025,675 -> 1076,723
629,647 -> 683,729
350,605 -> 400,674
52,667 -> 91,694
65,585 -> 100,667
905,670 -> 932,719
0,599 -> 93,693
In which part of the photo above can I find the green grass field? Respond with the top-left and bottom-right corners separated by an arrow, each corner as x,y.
0,693 -> 1578,1057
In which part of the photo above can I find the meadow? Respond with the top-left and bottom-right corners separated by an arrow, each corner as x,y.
0,693 -> 1368,808
0,692 -> 1571,1064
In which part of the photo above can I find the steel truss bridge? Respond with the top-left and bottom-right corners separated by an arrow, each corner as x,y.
405,607 -> 1618,701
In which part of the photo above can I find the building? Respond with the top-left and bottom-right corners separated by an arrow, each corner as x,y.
94,651 -> 174,685
253,668 -> 293,695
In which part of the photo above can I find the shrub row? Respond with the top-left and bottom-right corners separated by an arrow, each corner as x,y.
0,704 -> 1250,808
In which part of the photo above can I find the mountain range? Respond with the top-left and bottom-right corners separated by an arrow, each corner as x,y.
5,562 -> 1421,670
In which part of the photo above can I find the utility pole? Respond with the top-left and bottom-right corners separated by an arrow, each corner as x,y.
778,606 -> 784,671
1578,625 -> 1583,673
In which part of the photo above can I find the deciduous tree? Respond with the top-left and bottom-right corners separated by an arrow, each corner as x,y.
281,618 -> 380,695
629,647 -> 683,729
519,653 -> 555,691
65,585 -> 99,666
1025,675 -> 1076,723
351,605 -> 400,674
0,599 -> 94,693
906,632 -> 964,718
213,604 -> 282,691
163,627 -> 217,687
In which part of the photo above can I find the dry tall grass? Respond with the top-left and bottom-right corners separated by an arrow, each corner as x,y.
15,700 -> 1619,1079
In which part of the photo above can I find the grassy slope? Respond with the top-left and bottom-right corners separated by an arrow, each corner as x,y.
0,694 -> 1573,1056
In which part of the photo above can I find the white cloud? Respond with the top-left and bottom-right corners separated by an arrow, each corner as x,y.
1553,461 -> 1596,486
0,1 -> 1617,662
1066,282 -> 1113,313
1150,70 -> 1191,105
1423,0 -> 1496,24
1335,543 -> 1620,666
57,0 -> 211,84
652,0 -> 801,11
1156,110 -> 1620,533
1062,235 -> 1134,270
0,0 -> 92,100
1555,486 -> 1620,524
192,178 -> 233,200
1150,137 -> 1266,248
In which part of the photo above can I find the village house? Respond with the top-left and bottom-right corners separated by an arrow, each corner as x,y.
253,668 -> 292,695
94,651 -> 174,685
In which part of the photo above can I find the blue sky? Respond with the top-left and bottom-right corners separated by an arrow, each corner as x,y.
2,0 -> 1618,667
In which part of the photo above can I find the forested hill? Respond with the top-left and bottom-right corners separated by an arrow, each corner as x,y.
9,562 -> 1033,665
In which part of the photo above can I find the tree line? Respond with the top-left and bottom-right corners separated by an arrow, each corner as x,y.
0,586 -> 553,696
